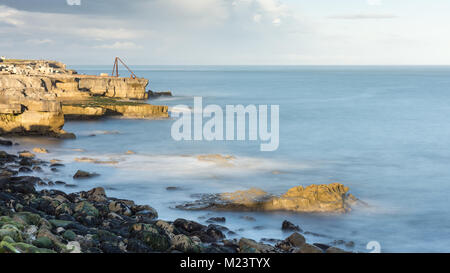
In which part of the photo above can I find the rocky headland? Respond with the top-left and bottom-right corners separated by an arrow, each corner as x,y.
0,59 -> 169,137
0,149 -> 355,253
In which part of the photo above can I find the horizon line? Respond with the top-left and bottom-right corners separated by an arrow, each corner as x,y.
68,64 -> 450,67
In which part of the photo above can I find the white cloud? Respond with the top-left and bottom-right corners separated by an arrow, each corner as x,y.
94,41 -> 142,49
253,14 -> 262,23
74,28 -> 142,41
0,6 -> 24,26
272,18 -> 281,26
67,0 -> 82,6
329,14 -> 398,20
26,39 -> 53,45
367,0 -> 382,6
232,0 -> 290,25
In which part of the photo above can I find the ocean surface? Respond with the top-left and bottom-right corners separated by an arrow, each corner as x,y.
8,65 -> 450,252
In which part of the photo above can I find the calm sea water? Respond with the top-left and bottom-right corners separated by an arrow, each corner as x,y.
8,66 -> 450,252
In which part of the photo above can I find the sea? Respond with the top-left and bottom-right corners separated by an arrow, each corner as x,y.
6,65 -> 450,253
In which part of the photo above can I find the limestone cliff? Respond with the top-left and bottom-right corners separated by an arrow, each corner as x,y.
0,74 -> 148,100
0,59 -> 168,137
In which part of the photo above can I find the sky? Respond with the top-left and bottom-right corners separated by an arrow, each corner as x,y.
0,0 -> 449,65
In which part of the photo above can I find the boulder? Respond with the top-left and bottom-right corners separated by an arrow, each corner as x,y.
82,187 -> 107,203
108,201 -> 132,216
133,204 -> 158,219
130,223 -> 171,252
32,237 -> 53,249
171,234 -> 201,253
174,219 -> 205,234
293,243 -> 323,253
238,238 -> 275,253
286,232 -> 306,247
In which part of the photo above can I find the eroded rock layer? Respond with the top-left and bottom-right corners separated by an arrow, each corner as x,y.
177,183 -> 363,214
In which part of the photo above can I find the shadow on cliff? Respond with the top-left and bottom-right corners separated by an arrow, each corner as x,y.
0,125 -> 76,139
64,109 -> 125,121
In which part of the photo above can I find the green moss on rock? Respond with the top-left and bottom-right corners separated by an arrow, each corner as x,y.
62,230 -> 76,241
0,225 -> 23,242
33,237 -> 54,249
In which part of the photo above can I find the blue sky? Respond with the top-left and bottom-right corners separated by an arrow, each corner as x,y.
0,0 -> 449,65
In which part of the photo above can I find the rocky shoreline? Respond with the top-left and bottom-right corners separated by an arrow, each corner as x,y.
0,149 -> 355,254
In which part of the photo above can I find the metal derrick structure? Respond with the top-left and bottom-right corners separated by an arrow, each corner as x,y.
111,57 -> 137,79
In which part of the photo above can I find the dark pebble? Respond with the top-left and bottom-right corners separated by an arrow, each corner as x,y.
206,217 -> 226,223
32,166 -> 43,172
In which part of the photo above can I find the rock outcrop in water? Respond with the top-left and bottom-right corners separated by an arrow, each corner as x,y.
0,59 -> 168,137
176,183 -> 362,213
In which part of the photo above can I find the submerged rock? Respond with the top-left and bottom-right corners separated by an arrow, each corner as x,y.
148,90 -> 172,98
197,154 -> 236,167
282,220 -> 302,232
206,217 -> 226,223
74,157 -> 119,165
177,183 -> 362,214
0,139 -> 13,146
32,148 -> 49,154
73,170 -> 99,179
18,151 -> 35,159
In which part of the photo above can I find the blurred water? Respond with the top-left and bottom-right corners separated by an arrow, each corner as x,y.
7,66 -> 450,252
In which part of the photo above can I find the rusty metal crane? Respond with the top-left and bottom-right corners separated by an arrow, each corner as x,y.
111,57 -> 137,79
